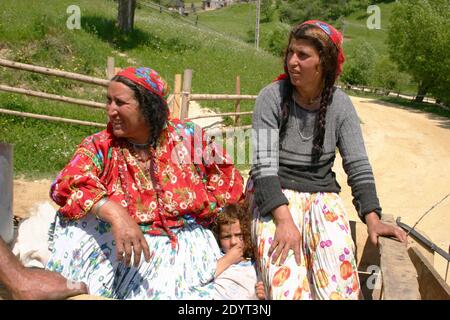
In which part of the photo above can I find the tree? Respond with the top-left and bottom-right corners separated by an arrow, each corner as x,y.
261,0 -> 275,23
264,23 -> 290,56
340,40 -> 377,86
118,0 -> 137,33
278,0 -> 369,25
387,0 -> 450,103
372,56 -> 409,93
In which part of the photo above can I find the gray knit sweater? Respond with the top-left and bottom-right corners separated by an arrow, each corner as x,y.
251,80 -> 381,223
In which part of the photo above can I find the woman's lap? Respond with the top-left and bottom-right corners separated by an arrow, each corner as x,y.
46,213 -> 221,300
251,189 -> 360,300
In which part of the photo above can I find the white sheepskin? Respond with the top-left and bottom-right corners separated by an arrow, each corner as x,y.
12,201 -> 56,268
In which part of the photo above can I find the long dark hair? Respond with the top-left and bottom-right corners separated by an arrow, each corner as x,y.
111,75 -> 169,146
279,23 -> 339,163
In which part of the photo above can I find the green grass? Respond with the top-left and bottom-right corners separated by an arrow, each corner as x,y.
195,3 -> 256,41
341,2 -> 418,94
194,2 -> 417,93
0,0 -> 282,178
193,2 -> 290,51
342,2 -> 393,54
0,1 -> 441,179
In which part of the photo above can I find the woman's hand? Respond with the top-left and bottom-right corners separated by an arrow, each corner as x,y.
366,212 -> 407,246
95,200 -> 151,268
268,205 -> 302,266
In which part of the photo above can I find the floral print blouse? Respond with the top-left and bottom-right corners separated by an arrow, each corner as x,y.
50,119 -> 244,246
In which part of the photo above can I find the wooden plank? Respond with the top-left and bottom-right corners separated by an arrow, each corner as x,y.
0,58 -> 109,87
0,84 -> 105,109
350,220 -> 382,300
106,57 -> 115,80
0,108 -> 106,128
378,215 -> 421,300
188,111 -> 253,120
190,94 -> 257,101
409,246 -> 450,300
0,143 -> 14,244
172,74 -> 182,118
234,75 -> 241,126
180,69 -> 192,120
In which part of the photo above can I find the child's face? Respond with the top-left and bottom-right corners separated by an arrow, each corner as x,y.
219,220 -> 244,253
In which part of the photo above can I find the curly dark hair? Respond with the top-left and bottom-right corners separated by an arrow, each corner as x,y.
211,204 -> 254,260
110,75 -> 169,146
279,23 -> 339,163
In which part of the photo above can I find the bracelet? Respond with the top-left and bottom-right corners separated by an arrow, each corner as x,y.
94,197 -> 108,218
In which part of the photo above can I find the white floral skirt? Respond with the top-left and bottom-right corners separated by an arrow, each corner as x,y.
46,213 -> 221,300
245,179 -> 361,300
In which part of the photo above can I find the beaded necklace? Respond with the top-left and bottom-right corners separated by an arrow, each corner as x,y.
117,140 -> 178,250
127,143 -> 151,174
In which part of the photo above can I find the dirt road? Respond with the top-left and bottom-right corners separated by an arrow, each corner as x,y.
334,96 -> 450,281
12,95 -> 450,282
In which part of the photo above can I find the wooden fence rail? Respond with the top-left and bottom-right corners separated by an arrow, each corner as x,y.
0,108 -> 106,128
188,111 -> 253,120
190,94 -> 257,101
0,58 -> 109,87
0,84 -> 105,109
177,70 -> 257,125
0,60 -> 256,129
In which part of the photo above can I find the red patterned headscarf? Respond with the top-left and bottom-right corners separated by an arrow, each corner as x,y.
116,67 -> 170,104
274,20 -> 345,82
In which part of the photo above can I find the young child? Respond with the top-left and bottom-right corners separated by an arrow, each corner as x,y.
212,204 -> 265,300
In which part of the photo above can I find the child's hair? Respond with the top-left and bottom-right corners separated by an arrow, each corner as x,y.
212,203 -> 254,260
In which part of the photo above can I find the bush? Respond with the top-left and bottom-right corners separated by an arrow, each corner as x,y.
341,40 -> 377,86
371,56 -> 409,92
261,0 -> 275,23
263,23 -> 290,57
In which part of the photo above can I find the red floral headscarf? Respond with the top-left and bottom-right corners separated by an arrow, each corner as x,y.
116,67 -> 170,104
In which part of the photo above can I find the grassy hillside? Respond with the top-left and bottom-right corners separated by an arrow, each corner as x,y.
341,2 -> 393,54
0,0 -> 282,178
195,2 -> 290,51
194,2 -> 392,52
195,1 -> 417,94
195,3 -> 256,41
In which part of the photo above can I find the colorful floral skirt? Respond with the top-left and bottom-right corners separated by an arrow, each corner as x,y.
245,179 -> 361,300
46,213 -> 221,300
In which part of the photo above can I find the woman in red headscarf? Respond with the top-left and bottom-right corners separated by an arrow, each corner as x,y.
46,67 -> 243,299
247,21 -> 407,299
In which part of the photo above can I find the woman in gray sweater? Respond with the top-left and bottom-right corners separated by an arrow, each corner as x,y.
247,20 -> 407,300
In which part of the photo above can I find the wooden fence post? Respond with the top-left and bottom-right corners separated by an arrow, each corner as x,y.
234,75 -> 241,126
172,74 -> 182,119
0,143 -> 14,244
180,69 -> 192,120
107,57 -> 115,79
